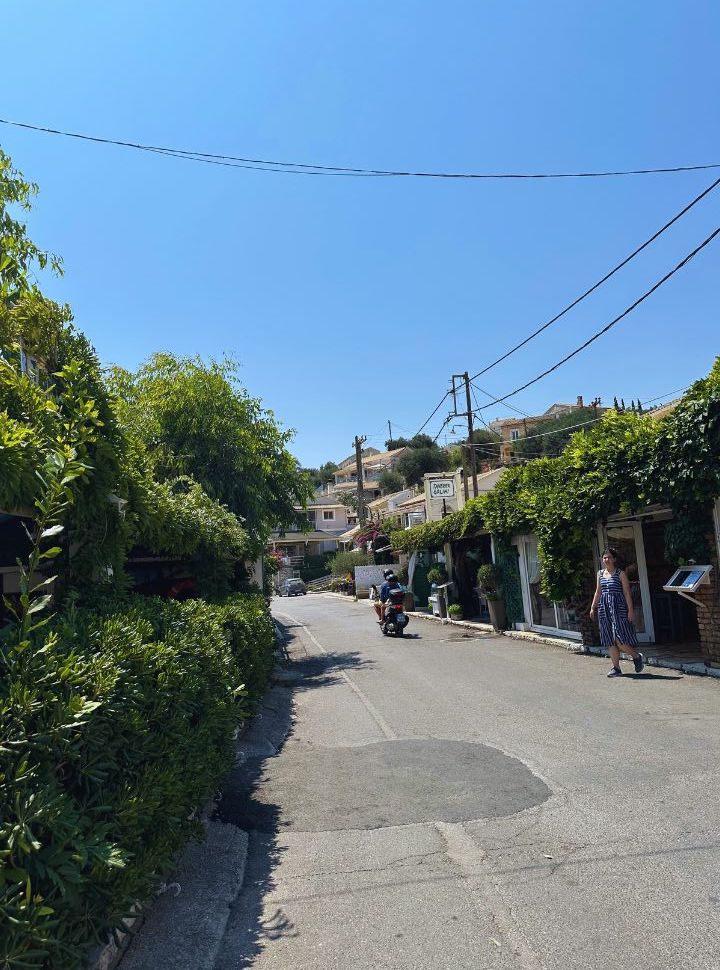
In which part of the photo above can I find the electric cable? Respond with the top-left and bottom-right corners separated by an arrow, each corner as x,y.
471,380 -> 531,418
413,391 -> 451,438
3,117 -> 720,180
470,176 -> 720,383
481,225 -> 720,406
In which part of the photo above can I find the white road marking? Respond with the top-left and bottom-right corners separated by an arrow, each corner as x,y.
274,609 -> 397,741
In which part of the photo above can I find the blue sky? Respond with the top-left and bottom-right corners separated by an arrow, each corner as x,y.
3,1 -> 719,466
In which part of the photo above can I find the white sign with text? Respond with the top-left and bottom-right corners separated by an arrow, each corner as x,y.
429,479 -> 455,499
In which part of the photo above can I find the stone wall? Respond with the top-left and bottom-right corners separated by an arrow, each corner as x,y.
694,541 -> 720,663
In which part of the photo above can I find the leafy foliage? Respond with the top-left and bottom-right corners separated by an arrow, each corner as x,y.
109,354 -> 313,541
385,433 -> 432,450
328,550 -> 374,576
0,147 -> 286,970
303,461 -> 338,489
393,361 -> 720,601
137,477 -> 250,595
512,406 -> 600,459
0,149 -> 62,301
378,469 -> 404,494
395,446 -> 450,487
0,592 -> 274,970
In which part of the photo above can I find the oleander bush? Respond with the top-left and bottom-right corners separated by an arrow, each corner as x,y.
0,592 -> 275,970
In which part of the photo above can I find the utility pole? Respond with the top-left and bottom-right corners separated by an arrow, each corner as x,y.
353,435 -> 367,525
451,376 -> 469,503
463,371 -> 479,498
451,373 -> 478,499
387,419 -> 393,446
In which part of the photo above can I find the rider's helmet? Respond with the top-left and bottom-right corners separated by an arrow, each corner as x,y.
383,569 -> 394,579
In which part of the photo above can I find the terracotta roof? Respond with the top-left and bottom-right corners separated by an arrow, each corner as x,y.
271,530 -> 342,543
366,488 -> 413,509
301,495 -> 347,508
338,525 -> 361,541
649,399 -> 682,418
396,495 -> 426,510
363,447 -> 407,467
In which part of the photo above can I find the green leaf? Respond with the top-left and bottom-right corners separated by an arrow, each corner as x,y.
39,547 -> 62,560
27,594 -> 53,614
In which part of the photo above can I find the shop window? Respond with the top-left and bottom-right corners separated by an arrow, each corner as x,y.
522,537 -> 580,635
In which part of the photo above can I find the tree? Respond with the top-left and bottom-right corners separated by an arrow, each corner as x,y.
304,461 -> 338,489
337,491 -> 359,512
450,429 -> 502,468
378,469 -> 404,493
385,433 -> 433,451
109,353 -> 313,541
513,407 -> 602,460
396,446 -> 450,487
0,149 -> 62,302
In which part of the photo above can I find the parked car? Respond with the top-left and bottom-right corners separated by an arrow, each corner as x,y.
280,578 -> 307,597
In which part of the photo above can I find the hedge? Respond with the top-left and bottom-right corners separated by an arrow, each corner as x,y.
0,592 -> 275,970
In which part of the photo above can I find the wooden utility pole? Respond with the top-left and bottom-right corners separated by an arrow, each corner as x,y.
387,419 -> 392,446
451,375 -> 470,503
353,435 -> 367,525
463,371 -> 479,498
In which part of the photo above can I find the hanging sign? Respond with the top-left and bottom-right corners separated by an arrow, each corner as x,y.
429,479 -> 455,499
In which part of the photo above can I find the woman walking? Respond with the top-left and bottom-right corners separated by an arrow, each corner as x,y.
590,547 -> 645,677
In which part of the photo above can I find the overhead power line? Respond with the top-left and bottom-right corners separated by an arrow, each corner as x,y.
3,117 -> 720,180
470,380 -> 531,418
414,391 -> 451,438
470,175 -> 720,383
486,225 -> 720,406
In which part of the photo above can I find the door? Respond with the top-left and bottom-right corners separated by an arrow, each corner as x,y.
597,521 -> 654,643
519,536 -> 582,638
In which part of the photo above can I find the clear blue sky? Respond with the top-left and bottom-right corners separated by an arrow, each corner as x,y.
3,1 -> 719,467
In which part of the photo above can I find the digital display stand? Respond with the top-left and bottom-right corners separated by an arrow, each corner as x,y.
663,565 -> 713,607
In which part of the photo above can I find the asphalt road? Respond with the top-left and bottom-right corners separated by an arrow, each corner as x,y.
213,593 -> 720,970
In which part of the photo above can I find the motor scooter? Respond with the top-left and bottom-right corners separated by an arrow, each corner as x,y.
381,588 -> 409,637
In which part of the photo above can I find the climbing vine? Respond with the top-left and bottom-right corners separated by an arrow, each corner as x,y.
394,360 -> 720,602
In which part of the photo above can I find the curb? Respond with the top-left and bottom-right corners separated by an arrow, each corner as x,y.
583,644 -> 720,678
413,611 -> 720,676
89,676 -> 290,970
412,610 -> 583,653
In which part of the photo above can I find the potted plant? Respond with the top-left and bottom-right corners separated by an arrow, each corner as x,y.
448,603 -> 463,620
426,566 -> 448,589
477,563 -> 506,631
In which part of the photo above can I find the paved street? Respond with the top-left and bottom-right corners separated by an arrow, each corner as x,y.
213,593 -> 720,970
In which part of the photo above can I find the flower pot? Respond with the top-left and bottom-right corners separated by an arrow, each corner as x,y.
487,599 -> 506,631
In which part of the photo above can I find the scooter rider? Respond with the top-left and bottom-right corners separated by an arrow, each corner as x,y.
378,569 -> 402,624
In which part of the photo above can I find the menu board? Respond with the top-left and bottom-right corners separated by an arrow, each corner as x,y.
681,569 -> 705,589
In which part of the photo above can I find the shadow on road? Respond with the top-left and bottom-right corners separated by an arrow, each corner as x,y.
623,671 -> 684,681
211,617 -> 371,968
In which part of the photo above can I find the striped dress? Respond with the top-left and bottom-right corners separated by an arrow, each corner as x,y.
598,568 -> 638,648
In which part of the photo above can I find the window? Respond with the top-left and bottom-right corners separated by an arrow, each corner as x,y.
521,536 -> 580,636
306,510 -> 316,523
510,430 -> 520,441
323,510 -> 335,521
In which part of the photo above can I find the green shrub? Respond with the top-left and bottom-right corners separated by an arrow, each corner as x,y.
328,550 -> 374,576
0,592 -> 274,970
426,566 -> 448,585
477,563 -> 502,600
448,604 -> 463,619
